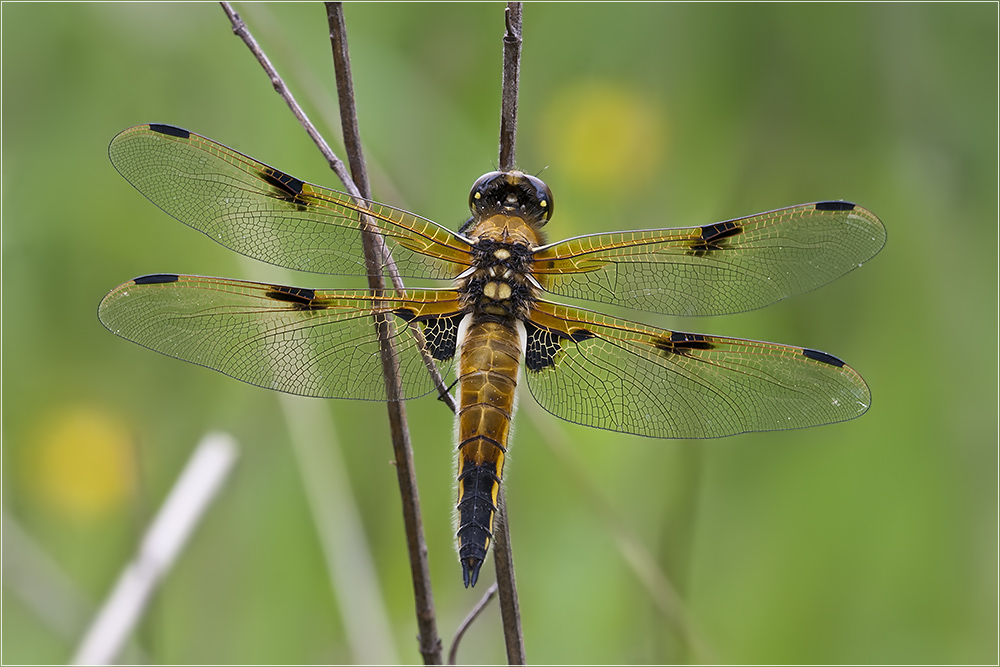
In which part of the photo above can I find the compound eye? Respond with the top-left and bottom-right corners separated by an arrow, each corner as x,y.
469,171 -> 503,213
524,174 -> 554,223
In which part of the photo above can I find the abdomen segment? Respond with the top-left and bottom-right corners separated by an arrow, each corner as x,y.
455,318 -> 523,587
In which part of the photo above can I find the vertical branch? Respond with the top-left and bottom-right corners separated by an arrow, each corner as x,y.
498,3 -> 522,172
220,3 -> 444,663
495,3 -> 526,665
325,4 -> 442,665
492,490 -> 525,664
326,3 -> 370,198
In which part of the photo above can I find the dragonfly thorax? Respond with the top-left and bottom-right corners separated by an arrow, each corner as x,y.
459,239 -> 538,321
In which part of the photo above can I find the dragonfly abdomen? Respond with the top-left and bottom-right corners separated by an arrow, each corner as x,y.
455,317 -> 524,587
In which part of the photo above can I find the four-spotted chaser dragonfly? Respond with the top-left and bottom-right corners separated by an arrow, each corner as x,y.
99,124 -> 885,587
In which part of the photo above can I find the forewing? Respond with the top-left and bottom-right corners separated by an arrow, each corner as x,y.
108,124 -> 472,279
523,300 -> 871,438
532,202 -> 885,316
98,274 -> 464,400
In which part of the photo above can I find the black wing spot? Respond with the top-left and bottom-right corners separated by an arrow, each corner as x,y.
259,167 -> 308,210
688,220 -> 742,256
134,273 -> 180,285
815,200 -> 856,212
655,332 -> 715,355
147,124 -> 189,139
420,312 -> 464,361
265,285 -> 319,310
525,321 -> 561,371
394,310 -> 463,361
803,348 -> 846,367
525,321 -> 594,371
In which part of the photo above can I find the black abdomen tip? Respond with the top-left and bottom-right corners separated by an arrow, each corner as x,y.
462,557 -> 484,588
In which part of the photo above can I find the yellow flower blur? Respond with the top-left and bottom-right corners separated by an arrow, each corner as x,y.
29,406 -> 136,521
542,81 -> 667,192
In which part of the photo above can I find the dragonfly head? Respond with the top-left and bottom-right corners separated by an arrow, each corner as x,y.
468,170 -> 553,229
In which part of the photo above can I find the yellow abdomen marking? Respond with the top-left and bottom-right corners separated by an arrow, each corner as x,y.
455,318 -> 523,587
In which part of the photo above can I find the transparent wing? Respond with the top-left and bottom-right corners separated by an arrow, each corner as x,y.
523,300 -> 871,438
98,274 -> 464,400
531,202 -> 885,316
108,124 -> 473,279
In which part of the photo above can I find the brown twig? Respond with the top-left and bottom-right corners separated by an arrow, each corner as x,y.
447,583 -> 498,665
493,3 -> 526,665
326,3 -> 370,199
219,2 -> 353,192
220,2 -> 445,663
492,488 -> 525,664
498,3 -> 522,172
325,4 -> 441,664
218,3 -> 456,412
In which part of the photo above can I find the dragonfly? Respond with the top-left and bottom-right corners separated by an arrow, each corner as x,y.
99,124 -> 885,588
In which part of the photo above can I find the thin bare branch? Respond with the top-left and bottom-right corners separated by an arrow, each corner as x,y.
448,583 -> 499,665
221,2 -> 456,414
325,2 -> 370,199
221,3 -> 445,663
493,3 -> 526,663
325,3 -> 456,414
498,3 -> 522,172
325,4 -> 441,663
219,2 -> 353,191
493,488 -> 525,664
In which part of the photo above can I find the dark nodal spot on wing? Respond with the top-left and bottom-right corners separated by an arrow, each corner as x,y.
266,285 -> 319,310
688,220 -> 742,256
147,124 -> 189,139
393,308 -> 417,322
803,348 -> 845,367
701,220 -> 742,242
134,273 -> 180,285
259,168 -> 304,196
570,328 -> 595,343
815,201 -> 856,212
259,168 -> 306,209
655,332 -> 715,354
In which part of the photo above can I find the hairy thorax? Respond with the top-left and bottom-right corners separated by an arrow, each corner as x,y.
458,213 -> 545,323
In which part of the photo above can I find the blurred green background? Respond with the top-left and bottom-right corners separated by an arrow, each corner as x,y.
3,3 -> 996,664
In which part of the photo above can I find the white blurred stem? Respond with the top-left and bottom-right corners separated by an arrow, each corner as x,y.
3,513 -> 147,662
71,433 -> 238,666
4,512 -> 94,642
